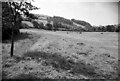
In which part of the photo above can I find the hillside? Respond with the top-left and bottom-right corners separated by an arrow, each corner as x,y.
21,13 -> 120,32
49,16 -> 73,25
24,13 -> 92,31
71,19 -> 92,30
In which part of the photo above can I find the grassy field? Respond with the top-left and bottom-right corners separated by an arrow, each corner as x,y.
2,29 -> 118,79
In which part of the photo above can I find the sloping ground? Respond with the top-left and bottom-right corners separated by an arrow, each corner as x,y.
73,22 -> 85,28
2,29 -> 118,79
21,21 -> 34,28
36,20 -> 48,26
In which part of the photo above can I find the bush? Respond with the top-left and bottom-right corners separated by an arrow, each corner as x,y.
32,20 -> 44,29
46,23 -> 53,30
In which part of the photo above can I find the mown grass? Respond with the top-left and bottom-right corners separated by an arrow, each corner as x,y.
2,51 -> 97,79
2,30 -> 118,79
3,50 -> 118,79
21,51 -> 96,78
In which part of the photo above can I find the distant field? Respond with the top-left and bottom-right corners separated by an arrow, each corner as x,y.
26,29 -> 118,57
2,29 -> 118,79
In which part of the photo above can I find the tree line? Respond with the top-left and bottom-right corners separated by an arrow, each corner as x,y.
90,24 -> 120,32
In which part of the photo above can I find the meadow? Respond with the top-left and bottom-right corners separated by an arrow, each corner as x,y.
2,29 -> 118,79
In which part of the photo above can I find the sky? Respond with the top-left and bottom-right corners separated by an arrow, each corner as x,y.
30,0 -> 119,26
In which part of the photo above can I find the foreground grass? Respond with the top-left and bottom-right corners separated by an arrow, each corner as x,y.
2,51 -> 88,79
2,51 -> 118,79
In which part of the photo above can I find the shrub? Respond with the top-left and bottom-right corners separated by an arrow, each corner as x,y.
46,23 -> 53,30
32,20 -> 44,29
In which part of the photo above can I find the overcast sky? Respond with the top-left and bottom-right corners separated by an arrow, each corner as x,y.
30,0 -> 119,26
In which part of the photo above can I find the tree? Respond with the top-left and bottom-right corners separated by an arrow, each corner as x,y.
116,24 -> 120,32
2,2 -> 18,40
5,0 -> 39,57
101,26 -> 106,32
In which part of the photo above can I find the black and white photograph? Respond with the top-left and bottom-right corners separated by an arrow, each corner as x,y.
1,0 -> 119,80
